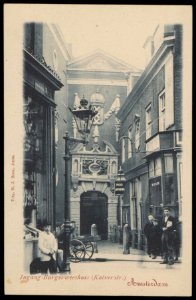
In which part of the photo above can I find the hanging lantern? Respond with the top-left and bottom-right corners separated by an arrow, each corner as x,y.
69,95 -> 97,135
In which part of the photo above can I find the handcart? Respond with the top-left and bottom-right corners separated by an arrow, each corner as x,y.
70,235 -> 95,262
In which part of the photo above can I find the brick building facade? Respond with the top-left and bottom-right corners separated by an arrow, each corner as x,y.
117,24 -> 183,249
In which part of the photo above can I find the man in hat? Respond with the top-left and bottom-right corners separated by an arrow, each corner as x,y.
38,221 -> 58,273
144,215 -> 154,257
160,207 -> 176,265
150,218 -> 162,259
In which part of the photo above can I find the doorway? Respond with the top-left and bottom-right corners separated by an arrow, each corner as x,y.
80,191 -> 108,240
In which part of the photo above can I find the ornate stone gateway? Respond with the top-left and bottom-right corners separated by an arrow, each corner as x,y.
70,140 -> 119,240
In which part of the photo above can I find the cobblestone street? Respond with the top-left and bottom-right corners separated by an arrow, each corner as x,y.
96,240 -> 145,254
66,239 -> 182,296
71,239 -> 182,270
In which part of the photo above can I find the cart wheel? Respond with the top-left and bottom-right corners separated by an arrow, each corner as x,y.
84,241 -> 94,260
70,239 -> 86,263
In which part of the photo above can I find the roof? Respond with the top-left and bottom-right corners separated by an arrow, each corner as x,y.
67,49 -> 142,74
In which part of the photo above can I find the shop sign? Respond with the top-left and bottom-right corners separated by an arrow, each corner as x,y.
115,181 -> 125,195
35,80 -> 45,94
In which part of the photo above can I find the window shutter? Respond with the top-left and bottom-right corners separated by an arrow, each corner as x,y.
165,52 -> 174,128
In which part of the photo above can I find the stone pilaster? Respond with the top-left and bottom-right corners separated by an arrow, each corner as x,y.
70,187 -> 82,235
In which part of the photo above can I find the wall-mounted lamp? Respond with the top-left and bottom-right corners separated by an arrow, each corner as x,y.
70,95 -> 97,137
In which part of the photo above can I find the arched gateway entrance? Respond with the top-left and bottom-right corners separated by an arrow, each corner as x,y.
80,191 -> 108,240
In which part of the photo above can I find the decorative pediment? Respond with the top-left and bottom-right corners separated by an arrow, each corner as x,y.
71,140 -> 118,155
85,56 -> 116,71
67,49 -> 141,73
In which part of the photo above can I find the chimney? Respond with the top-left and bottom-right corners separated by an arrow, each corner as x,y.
143,36 -> 154,67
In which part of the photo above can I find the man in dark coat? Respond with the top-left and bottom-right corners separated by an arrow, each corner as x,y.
150,219 -> 162,258
144,215 -> 154,257
160,207 -> 176,265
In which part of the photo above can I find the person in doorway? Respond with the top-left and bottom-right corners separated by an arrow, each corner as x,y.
160,207 -> 176,265
38,221 -> 58,274
143,214 -> 154,257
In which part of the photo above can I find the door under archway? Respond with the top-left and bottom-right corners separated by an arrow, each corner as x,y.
80,191 -> 108,240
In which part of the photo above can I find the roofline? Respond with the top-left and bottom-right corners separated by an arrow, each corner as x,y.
67,48 -> 142,73
117,36 -> 175,121
67,68 -> 141,75
48,23 -> 73,61
143,36 -> 153,49
24,48 -> 63,90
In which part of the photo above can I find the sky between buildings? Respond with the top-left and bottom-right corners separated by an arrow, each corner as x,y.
56,5 -> 190,70
5,4 -> 191,71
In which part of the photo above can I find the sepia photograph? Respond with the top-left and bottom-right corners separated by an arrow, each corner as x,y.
4,4 -> 192,296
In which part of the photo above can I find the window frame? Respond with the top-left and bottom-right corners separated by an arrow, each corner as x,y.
135,119 -> 140,150
158,90 -> 166,132
164,153 -> 174,174
128,125 -> 133,159
146,103 -> 152,139
149,157 -> 162,178
121,137 -> 125,163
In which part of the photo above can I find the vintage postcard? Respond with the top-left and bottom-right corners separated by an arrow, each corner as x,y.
4,4 -> 192,296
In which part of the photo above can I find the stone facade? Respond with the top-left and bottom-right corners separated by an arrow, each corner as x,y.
70,141 -> 119,238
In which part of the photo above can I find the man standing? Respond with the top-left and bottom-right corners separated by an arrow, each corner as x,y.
150,218 -> 162,259
144,215 -> 154,257
160,207 -> 176,265
38,221 -> 58,273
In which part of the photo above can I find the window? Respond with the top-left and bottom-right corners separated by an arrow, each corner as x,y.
159,91 -> 166,131
132,198 -> 138,230
165,52 -> 174,128
139,202 -> 143,232
128,126 -> 133,158
146,104 -> 152,139
164,154 -> 173,173
149,160 -> 154,178
149,158 -> 162,177
155,158 -> 162,176
164,174 -> 174,205
73,159 -> 78,175
130,181 -> 138,230
135,119 -> 140,150
121,138 -> 125,163
137,178 -> 142,231
179,162 -> 183,198
176,131 -> 182,146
